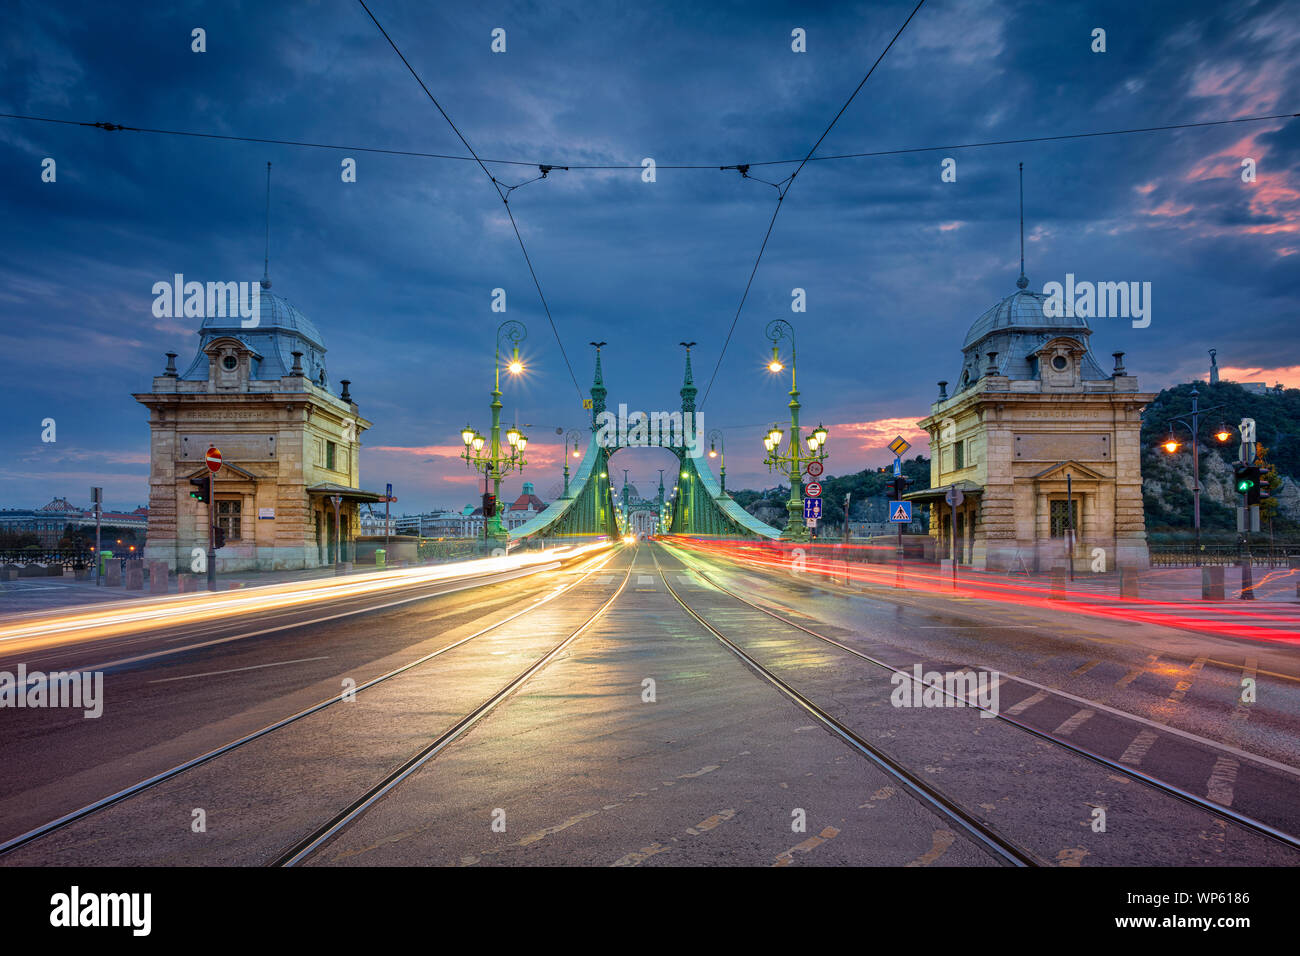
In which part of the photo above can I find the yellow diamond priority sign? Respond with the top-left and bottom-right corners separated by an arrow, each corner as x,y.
888,435 -> 911,458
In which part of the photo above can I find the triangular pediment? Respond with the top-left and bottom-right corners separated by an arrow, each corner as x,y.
1030,460 -> 1106,481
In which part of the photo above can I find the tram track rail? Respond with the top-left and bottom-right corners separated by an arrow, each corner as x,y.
0,547 -> 623,860
650,549 -> 1039,867
661,545 -> 1300,857
272,558 -> 636,866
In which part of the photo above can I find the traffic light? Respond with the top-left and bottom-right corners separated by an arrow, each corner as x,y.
1259,471 -> 1272,501
886,475 -> 912,500
189,476 -> 209,503
1234,465 -> 1261,506
212,524 -> 226,549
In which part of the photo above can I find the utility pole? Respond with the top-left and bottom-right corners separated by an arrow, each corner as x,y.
842,492 -> 851,545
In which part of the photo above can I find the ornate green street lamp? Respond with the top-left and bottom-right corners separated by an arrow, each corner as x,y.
563,428 -> 583,498
762,318 -> 827,541
708,428 -> 727,495
461,320 -> 529,541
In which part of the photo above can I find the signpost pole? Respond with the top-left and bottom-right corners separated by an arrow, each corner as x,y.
331,495 -> 343,575
1066,472 -> 1075,583
951,497 -> 958,589
204,445 -> 222,592
944,486 -> 964,591
92,487 -> 102,586
1239,424 -> 1256,600
385,482 -> 392,561
207,472 -> 216,592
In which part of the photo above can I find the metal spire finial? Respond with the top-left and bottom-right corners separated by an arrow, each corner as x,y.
1016,161 -> 1028,290
261,162 -> 273,290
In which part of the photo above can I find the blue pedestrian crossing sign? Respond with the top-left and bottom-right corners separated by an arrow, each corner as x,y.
803,498 -> 822,520
889,501 -> 912,523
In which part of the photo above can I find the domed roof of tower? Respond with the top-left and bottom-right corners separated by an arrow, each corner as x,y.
953,278 -> 1109,391
198,286 -> 325,348
181,285 -> 335,392
961,285 -> 1092,351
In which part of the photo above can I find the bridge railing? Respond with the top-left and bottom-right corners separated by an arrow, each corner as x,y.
0,548 -> 95,569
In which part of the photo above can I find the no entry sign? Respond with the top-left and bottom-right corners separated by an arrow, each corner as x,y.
805,481 -> 822,498
205,446 -> 222,473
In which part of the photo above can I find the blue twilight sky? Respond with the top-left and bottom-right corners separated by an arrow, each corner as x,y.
1,0 -> 1297,513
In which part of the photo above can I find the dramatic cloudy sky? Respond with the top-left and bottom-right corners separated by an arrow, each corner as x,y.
2,0 -> 1297,513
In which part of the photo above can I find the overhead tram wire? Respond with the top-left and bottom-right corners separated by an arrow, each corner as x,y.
3,109 -> 1294,174
698,0 -> 928,409
353,0 -> 585,402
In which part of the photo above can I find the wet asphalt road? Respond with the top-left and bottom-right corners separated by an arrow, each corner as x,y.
1,541 -> 1296,866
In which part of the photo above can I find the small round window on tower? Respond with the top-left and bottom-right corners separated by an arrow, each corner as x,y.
222,355 -> 238,371
1051,355 -> 1068,371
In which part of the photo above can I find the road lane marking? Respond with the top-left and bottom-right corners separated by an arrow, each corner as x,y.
1053,708 -> 1095,737
1116,654 -> 1158,688
1205,658 -> 1300,685
147,656 -> 330,683
637,575 -> 654,586
1205,659 -> 1258,807
1005,690 -> 1048,716
1119,729 -> 1159,767
685,809 -> 736,835
1206,754 -> 1239,806
1166,657 -> 1206,703
611,843 -> 670,867
772,826 -> 840,867
976,668 -> 1300,779
1071,660 -> 1101,676
905,829 -> 956,867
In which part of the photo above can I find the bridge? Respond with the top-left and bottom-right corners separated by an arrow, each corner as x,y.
509,347 -> 781,542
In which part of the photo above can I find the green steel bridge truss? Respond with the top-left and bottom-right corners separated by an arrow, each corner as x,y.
509,349 -> 780,542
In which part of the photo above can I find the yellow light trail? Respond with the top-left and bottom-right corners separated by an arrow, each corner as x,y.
0,543 -> 614,656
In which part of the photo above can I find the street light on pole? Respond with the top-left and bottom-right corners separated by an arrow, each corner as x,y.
461,320 -> 529,543
563,429 -> 583,498
762,318 -> 826,542
707,428 -> 727,495
1160,385 -> 1230,566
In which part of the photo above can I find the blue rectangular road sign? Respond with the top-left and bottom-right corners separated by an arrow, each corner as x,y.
892,457 -> 902,476
803,498 -> 822,520
888,501 -> 912,523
